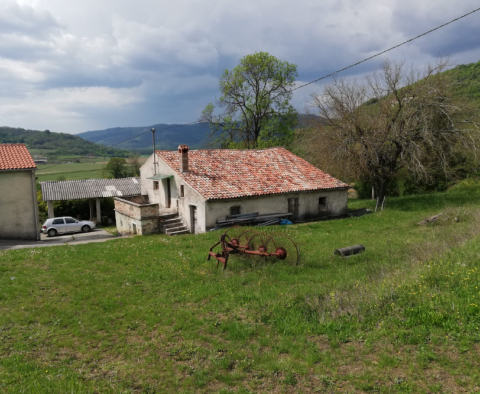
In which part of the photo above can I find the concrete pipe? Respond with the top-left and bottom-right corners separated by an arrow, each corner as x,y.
334,244 -> 365,257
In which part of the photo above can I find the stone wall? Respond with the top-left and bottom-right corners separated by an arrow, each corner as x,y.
127,195 -> 149,204
115,211 -> 159,235
114,197 -> 158,220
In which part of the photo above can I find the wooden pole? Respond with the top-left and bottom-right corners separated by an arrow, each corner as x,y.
96,198 -> 101,225
47,200 -> 54,218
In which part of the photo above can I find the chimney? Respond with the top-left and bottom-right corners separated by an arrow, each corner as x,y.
178,145 -> 189,173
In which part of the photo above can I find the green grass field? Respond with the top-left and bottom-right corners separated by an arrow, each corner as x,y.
2,181 -> 480,393
35,157 -> 146,182
35,163 -> 105,182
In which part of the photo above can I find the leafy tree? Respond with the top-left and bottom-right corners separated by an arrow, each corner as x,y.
128,153 -> 141,176
302,59 -> 479,202
201,52 -> 298,149
105,158 -> 128,179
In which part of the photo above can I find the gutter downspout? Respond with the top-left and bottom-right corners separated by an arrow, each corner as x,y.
31,169 -> 40,241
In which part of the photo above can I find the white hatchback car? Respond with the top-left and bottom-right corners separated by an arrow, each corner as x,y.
42,217 -> 96,237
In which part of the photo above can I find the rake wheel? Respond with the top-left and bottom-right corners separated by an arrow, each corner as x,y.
271,234 -> 301,266
247,232 -> 278,260
224,227 -> 253,248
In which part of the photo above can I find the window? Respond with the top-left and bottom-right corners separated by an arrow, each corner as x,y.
318,197 -> 327,207
230,206 -> 241,216
153,181 -> 159,190
65,218 -> 76,224
180,185 -> 185,198
52,219 -> 64,225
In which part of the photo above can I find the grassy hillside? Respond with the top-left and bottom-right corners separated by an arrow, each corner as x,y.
2,181 -> 480,392
0,127 -> 131,157
445,59 -> 480,107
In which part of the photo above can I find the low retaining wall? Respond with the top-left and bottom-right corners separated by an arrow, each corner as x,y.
114,196 -> 160,235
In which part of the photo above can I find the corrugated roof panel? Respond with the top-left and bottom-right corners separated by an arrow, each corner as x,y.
40,177 -> 141,201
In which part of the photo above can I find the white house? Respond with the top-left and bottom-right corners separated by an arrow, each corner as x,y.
114,145 -> 349,235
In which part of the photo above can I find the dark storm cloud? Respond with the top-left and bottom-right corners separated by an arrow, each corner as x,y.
391,2 -> 480,57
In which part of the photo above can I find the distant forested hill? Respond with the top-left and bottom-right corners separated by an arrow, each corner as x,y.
78,123 -> 212,152
0,127 -> 131,156
77,116 -> 318,152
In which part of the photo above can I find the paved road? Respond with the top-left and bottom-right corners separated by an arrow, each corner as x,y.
0,229 -> 126,250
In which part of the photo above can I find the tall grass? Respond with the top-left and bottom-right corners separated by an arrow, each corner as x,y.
2,181 -> 480,392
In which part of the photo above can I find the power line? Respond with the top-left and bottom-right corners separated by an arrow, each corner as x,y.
112,6 -> 480,147
289,6 -> 480,92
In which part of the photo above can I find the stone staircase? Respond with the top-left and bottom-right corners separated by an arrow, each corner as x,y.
159,212 -> 189,235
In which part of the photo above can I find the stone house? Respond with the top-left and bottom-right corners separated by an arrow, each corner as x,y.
114,145 -> 348,235
0,144 -> 40,240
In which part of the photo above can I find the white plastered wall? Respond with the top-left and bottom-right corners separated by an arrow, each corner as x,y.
140,153 -> 206,234
0,169 -> 39,240
205,189 -> 348,230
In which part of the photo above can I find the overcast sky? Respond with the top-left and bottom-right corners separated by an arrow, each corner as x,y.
1,0 -> 479,135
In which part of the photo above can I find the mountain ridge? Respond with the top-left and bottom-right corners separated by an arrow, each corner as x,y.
78,122 -> 211,153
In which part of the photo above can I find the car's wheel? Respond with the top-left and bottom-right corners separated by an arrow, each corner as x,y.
47,229 -> 57,237
81,225 -> 91,233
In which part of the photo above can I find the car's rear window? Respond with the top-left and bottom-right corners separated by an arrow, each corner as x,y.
52,219 -> 64,225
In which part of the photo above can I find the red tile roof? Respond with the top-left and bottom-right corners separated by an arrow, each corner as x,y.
156,147 -> 348,200
0,143 -> 36,170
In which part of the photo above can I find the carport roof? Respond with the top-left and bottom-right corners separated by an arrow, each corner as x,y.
40,177 -> 141,201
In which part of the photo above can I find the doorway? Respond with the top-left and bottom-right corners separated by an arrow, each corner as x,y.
132,223 -> 137,235
166,178 -> 171,208
189,205 -> 197,234
287,197 -> 299,222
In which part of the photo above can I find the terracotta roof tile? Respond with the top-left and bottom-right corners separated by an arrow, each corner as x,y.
0,143 -> 36,170
156,147 -> 348,200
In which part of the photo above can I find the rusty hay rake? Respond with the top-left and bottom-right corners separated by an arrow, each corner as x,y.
207,227 -> 301,269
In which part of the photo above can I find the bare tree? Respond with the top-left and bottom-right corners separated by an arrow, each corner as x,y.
302,59 -> 479,201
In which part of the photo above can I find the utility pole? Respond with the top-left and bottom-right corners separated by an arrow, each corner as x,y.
151,128 -> 156,175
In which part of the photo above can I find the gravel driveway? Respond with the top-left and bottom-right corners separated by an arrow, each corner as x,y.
0,229 -> 125,250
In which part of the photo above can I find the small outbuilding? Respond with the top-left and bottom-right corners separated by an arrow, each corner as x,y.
114,145 -> 349,235
41,177 -> 141,222
0,143 -> 40,240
